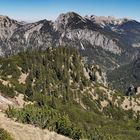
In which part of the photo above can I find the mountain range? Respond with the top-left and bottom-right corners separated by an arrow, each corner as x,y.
0,12 -> 140,91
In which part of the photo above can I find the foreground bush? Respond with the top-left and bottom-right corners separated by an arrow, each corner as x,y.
6,105 -> 82,140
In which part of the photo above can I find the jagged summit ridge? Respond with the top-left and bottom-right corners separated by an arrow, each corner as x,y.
87,15 -> 131,26
54,12 -> 99,31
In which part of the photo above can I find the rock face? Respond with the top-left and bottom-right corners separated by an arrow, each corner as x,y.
54,12 -> 122,55
0,15 -> 21,39
0,12 -> 140,69
87,15 -> 140,49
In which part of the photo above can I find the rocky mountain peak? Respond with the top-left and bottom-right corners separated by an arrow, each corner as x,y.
56,12 -> 83,22
0,15 -> 9,20
58,12 -> 81,18
0,15 -> 11,21
54,12 -> 88,31
37,19 -> 50,24
0,15 -> 19,27
0,15 -> 21,39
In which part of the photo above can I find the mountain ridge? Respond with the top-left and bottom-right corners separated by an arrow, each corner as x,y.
0,12 -> 140,91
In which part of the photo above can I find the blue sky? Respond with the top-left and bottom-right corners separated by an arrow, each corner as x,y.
0,0 -> 139,22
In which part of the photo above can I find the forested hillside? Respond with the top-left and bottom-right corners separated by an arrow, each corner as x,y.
0,47 -> 140,140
